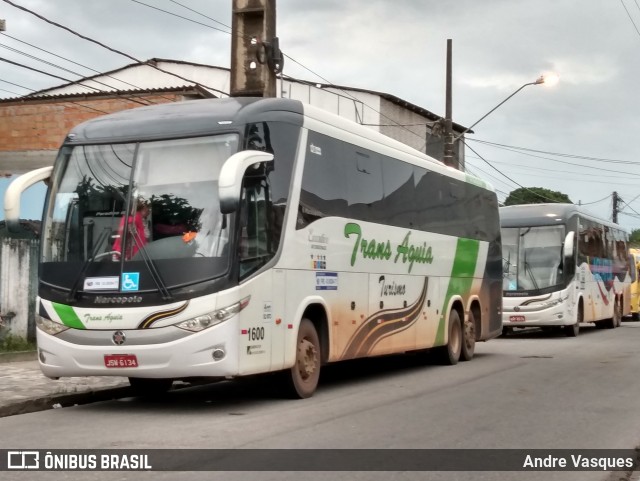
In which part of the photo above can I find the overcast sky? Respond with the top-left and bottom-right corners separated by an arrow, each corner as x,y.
2,0 -> 640,230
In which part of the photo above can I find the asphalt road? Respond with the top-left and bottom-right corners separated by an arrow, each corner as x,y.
2,321 -> 640,481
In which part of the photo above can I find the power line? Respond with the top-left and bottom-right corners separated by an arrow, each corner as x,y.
0,43 -> 152,106
469,138 -> 637,164
466,139 -> 640,177
0,56 -> 153,109
130,0 -> 232,34
0,86 -> 20,95
464,141 -> 567,204
127,0 -> 439,149
620,0 -> 640,40
0,76 -> 35,91
466,156 -> 640,184
580,194 -> 612,206
1,0 -> 229,97
0,32 -> 178,100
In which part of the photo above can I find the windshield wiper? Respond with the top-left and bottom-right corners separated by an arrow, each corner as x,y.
66,228 -> 111,303
523,256 -> 539,291
121,227 -> 173,301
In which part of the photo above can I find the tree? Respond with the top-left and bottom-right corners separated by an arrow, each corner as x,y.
504,187 -> 572,206
629,229 -> 640,247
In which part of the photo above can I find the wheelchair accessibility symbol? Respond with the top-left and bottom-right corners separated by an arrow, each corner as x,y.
121,272 -> 140,292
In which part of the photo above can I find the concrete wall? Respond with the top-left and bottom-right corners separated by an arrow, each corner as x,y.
0,238 -> 38,342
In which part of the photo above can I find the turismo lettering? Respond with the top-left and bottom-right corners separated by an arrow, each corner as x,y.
379,275 -> 406,296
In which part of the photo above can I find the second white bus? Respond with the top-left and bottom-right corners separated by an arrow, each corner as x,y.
501,203 -> 631,336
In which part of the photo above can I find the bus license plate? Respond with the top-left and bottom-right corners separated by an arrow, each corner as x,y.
509,315 -> 526,322
104,354 -> 138,368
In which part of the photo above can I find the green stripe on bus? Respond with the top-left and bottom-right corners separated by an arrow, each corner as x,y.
465,174 -> 487,189
435,238 -> 480,345
52,303 -> 86,330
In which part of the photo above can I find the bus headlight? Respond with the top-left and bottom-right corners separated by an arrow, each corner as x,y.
36,315 -> 69,336
175,296 -> 250,332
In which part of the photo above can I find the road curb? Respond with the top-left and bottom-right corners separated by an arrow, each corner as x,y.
0,350 -> 37,363
0,386 -> 132,418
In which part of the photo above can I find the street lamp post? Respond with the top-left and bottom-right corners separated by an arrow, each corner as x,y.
452,74 -> 557,143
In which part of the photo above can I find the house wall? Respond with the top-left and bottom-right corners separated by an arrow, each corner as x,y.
0,93 -> 184,174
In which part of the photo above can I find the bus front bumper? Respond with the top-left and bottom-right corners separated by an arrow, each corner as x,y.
502,298 -> 571,328
36,320 -> 240,380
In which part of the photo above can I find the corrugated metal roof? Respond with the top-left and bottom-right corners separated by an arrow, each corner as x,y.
0,58 -> 470,131
0,84 -> 213,103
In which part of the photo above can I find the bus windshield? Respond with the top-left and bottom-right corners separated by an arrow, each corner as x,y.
41,134 -> 239,291
502,225 -> 565,292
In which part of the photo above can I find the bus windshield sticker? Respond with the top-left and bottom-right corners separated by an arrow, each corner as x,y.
316,272 -> 338,290
121,273 -> 140,292
83,277 -> 119,291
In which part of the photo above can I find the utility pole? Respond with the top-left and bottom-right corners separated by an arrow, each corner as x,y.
0,19 -> 6,31
612,191 -> 620,224
443,39 -> 456,169
230,0 -> 282,98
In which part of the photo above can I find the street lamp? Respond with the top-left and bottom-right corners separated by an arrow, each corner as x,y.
453,73 -> 558,142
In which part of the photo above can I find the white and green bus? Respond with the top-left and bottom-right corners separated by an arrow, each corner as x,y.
5,97 -> 502,398
501,203 -> 631,337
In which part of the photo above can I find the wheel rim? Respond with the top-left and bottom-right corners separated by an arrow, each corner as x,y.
297,338 -> 318,381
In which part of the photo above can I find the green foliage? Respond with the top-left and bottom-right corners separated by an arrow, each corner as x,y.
151,194 -> 203,232
629,229 -> 640,247
0,334 -> 36,352
504,187 -> 573,206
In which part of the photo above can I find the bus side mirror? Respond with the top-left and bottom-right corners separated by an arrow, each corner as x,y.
563,231 -> 576,275
219,150 -> 273,214
3,166 -> 53,233
563,231 -> 575,259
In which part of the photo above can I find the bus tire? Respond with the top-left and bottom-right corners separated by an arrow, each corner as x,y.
128,377 -> 173,396
605,300 -> 622,329
460,309 -> 476,361
614,300 -> 622,327
435,310 -> 462,365
283,318 -> 321,399
566,304 -> 582,337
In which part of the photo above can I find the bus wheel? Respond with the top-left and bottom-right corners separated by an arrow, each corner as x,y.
614,301 -> 622,327
605,300 -> 622,329
566,305 -> 582,337
284,318 -> 321,399
128,377 -> 173,396
435,310 -> 462,365
460,310 -> 476,361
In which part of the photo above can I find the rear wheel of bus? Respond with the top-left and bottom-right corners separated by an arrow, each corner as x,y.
460,308 -> 476,361
435,310 -> 462,365
603,298 -> 622,329
282,318 -> 321,399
